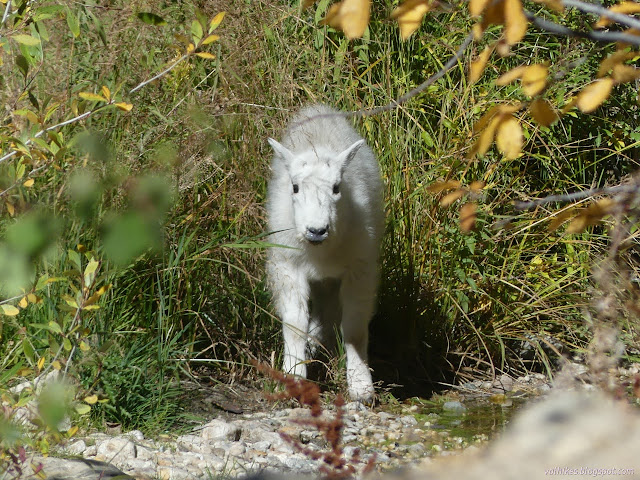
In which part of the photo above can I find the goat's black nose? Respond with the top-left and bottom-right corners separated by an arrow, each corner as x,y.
305,226 -> 329,244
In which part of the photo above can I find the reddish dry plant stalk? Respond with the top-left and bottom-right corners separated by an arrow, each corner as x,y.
254,361 -> 377,479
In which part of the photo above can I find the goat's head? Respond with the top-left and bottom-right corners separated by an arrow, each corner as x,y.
268,138 -> 364,245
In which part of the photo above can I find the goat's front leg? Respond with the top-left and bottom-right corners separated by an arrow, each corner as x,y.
340,266 -> 377,402
269,260 -> 310,378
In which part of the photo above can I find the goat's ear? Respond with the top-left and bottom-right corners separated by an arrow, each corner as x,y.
337,139 -> 365,172
268,138 -> 294,166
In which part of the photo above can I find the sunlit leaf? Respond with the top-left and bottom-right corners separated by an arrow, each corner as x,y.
1,305 -> 20,316
504,0 -> 527,45
84,258 -> 99,287
19,297 -> 28,309
201,34 -> 220,45
187,43 -> 196,53
136,12 -> 167,26
75,404 -> 91,415
521,63 -> 548,96
459,202 -> 477,233
321,0 -> 371,39
23,178 -> 34,187
391,0 -> 432,40
496,65 -> 527,86
426,180 -> 461,193
440,189 -> 465,207
469,181 -> 486,193
79,92 -> 107,103
84,395 -> 98,405
209,12 -> 226,32
576,78 -> 614,113
68,425 -> 79,437
612,64 -> 640,83
195,51 -> 217,59
469,0 -> 491,16
37,356 -> 45,370
115,102 -> 133,112
597,51 -> 636,77
530,98 -> 558,127
52,360 -> 62,370
101,85 -> 111,101
495,115 -> 523,160
469,45 -> 493,83
7,202 -> 15,216
11,34 -> 41,46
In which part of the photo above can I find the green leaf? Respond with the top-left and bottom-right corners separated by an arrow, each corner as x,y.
11,34 -> 41,46
75,404 -> 91,415
137,12 -> 167,26
191,19 -> 203,42
48,321 -> 63,335
66,8 -> 80,38
1,305 -> 20,316
84,258 -> 99,286
22,339 -> 35,363
79,92 -> 107,102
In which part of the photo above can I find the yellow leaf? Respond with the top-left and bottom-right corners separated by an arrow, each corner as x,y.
84,394 -> 98,405
201,34 -> 220,45
19,297 -> 28,308
521,63 -> 548,96
195,51 -> 217,59
612,63 -> 640,83
459,202 -> 477,233
101,85 -> 111,101
23,178 -> 34,187
530,98 -> 558,127
6,202 -> 15,216
576,78 -> 614,113
595,2 -> 640,28
495,115 -> 523,160
79,341 -> 90,352
496,65 -> 527,86
27,293 -> 38,303
37,356 -> 45,371
440,189 -> 465,207
504,0 -> 527,45
209,12 -> 226,32
469,0 -> 491,16
75,404 -> 91,415
68,425 -> 79,437
322,0 -> 371,39
469,45 -> 494,83
78,92 -> 107,102
187,43 -> 196,53
52,360 -> 62,370
426,180 -> 462,193
115,102 -> 133,112
391,0 -> 431,40
1,305 -> 20,316
597,51 -> 636,78
469,180 -> 486,193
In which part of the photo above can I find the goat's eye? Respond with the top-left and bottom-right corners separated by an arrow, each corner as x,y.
333,184 -> 340,194
292,183 -> 299,194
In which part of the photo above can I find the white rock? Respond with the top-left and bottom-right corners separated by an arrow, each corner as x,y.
200,419 -> 241,441
65,440 -> 87,455
95,437 -> 136,464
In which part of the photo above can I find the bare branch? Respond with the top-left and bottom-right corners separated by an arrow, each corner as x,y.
0,0 -> 12,32
525,9 -> 640,46
514,183 -> 639,211
563,0 -> 640,31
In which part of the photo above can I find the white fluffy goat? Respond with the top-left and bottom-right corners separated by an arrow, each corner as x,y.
266,104 -> 384,401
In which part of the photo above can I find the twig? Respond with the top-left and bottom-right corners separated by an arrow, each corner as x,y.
525,9 -> 640,46
129,54 -> 188,94
563,0 -> 640,31
514,183 -> 639,210
0,0 -> 12,32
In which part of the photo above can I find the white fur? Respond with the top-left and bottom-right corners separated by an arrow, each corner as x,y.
266,104 -> 384,401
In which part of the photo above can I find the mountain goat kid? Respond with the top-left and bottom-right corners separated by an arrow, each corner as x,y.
266,104 -> 384,402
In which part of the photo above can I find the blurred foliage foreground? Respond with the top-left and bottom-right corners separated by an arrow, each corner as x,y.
1,0 -> 640,471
